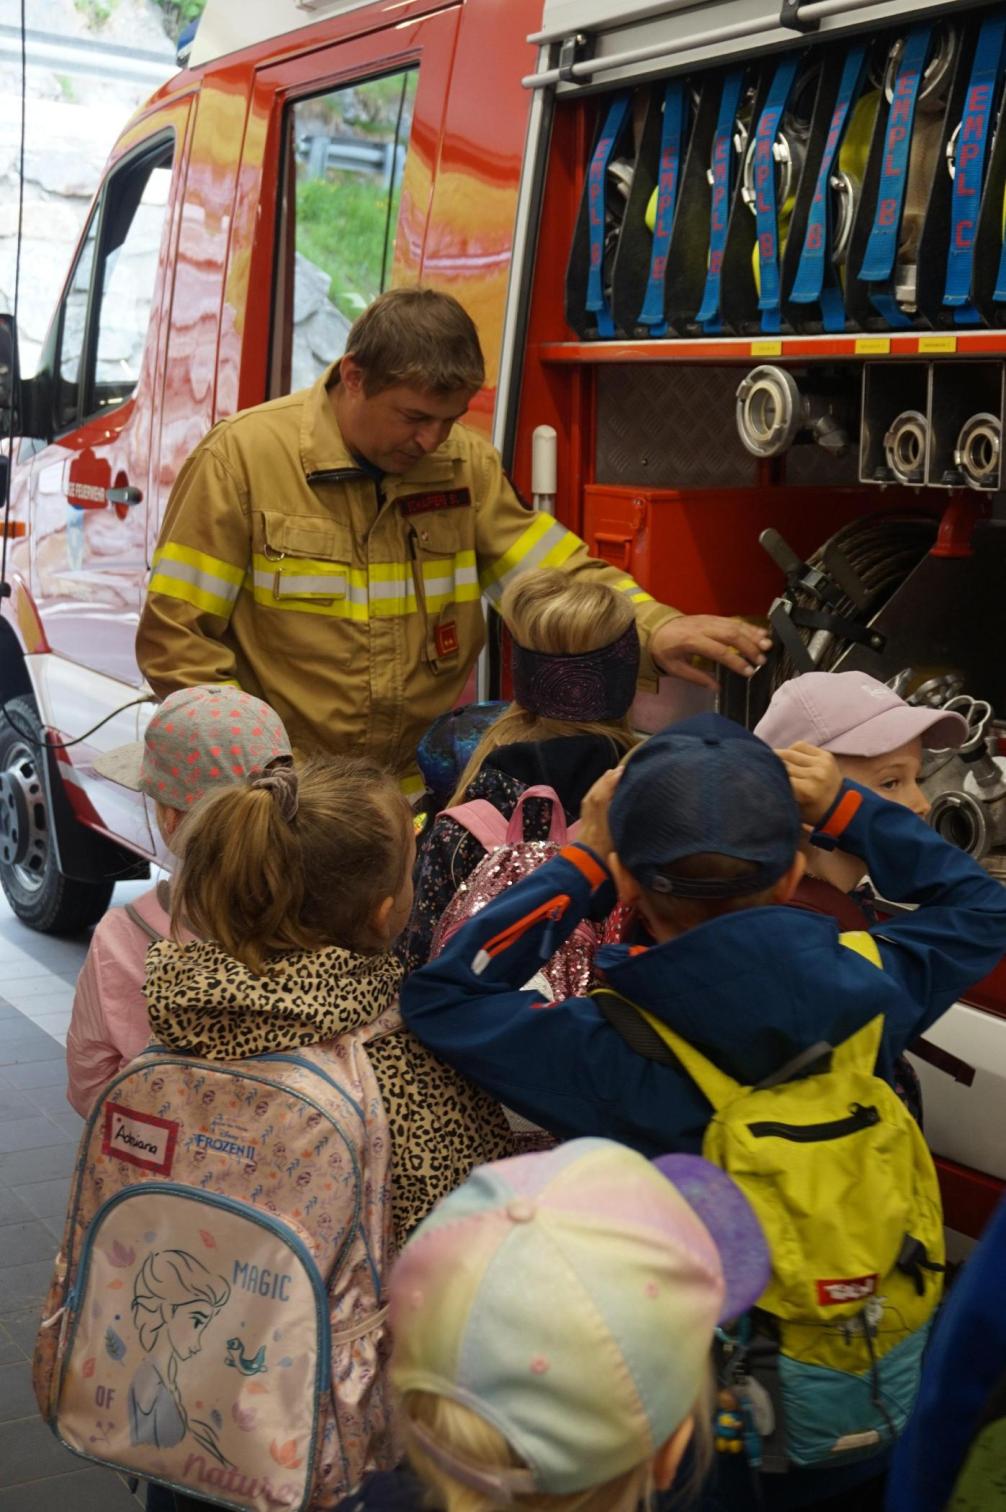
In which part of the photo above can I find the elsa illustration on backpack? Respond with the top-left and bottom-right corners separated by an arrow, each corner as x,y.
128,1249 -> 233,1466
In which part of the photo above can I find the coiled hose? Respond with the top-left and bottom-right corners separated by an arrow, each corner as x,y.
769,511 -> 938,690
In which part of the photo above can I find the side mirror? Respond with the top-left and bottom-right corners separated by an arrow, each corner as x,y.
0,313 -> 22,440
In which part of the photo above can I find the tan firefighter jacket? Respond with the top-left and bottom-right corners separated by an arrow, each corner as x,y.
136,363 -> 679,786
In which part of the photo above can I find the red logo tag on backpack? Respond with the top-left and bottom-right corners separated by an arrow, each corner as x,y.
816,1274 -> 878,1306
102,1102 -> 179,1175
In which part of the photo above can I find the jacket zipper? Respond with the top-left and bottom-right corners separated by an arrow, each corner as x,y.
747,1103 -> 881,1142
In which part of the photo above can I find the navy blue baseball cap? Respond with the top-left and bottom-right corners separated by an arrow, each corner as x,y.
609,713 -> 801,899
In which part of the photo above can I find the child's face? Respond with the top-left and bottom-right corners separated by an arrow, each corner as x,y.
833,737 -> 928,817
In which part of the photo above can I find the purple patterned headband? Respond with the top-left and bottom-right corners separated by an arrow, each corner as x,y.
511,620 -> 640,722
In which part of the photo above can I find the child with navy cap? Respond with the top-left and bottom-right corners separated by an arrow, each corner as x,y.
402,712 -> 1006,1510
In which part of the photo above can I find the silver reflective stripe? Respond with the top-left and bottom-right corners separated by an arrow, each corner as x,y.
483,518 -> 571,604
153,555 -> 241,604
251,568 -> 353,601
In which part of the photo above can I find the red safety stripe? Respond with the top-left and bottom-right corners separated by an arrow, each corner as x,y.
819,788 -> 863,840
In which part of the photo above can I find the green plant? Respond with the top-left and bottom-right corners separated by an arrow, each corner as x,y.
55,73 -> 76,103
73,0 -> 117,27
296,174 -> 402,320
150,0 -> 208,38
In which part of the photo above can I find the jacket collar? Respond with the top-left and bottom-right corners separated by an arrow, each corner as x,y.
300,361 -> 460,486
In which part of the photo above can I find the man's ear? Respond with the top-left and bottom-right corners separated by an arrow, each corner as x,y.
608,853 -> 641,908
772,850 -> 807,904
370,894 -> 395,944
339,353 -> 365,396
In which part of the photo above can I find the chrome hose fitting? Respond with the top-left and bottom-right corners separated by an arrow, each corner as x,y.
883,410 -> 929,486
954,413 -> 1002,491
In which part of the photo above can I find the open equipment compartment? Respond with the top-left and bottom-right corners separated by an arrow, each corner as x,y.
500,0 -> 1006,1241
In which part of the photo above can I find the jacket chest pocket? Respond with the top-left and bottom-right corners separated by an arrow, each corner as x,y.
404,511 -> 482,673
252,512 -> 357,615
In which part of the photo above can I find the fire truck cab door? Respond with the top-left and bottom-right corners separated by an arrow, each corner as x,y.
28,103 -> 189,692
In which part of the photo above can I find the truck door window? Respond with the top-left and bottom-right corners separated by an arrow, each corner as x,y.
54,137 -> 174,433
275,69 -> 418,394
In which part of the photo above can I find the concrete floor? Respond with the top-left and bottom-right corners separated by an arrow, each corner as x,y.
0,876 -> 157,1510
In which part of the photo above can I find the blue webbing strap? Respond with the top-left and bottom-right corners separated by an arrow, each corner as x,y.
790,41 -> 867,332
859,24 -> 933,328
947,13 -> 1006,324
585,91 -> 632,337
638,81 -> 685,335
696,69 -> 745,331
754,52 -> 801,334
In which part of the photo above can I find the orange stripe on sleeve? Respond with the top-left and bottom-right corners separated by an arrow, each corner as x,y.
559,844 -> 608,890
819,788 -> 863,840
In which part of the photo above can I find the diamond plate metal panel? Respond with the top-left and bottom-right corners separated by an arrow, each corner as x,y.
784,440 -> 862,487
596,365 -> 756,488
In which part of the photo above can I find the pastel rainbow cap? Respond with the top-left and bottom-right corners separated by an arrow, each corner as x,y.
93,686 -> 292,811
389,1137 -> 770,1498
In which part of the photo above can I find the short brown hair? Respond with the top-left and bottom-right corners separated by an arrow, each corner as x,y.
172,754 -> 411,972
344,287 -> 485,397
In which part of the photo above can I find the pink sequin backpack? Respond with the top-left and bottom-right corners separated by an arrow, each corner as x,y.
32,1022 -> 399,1511
430,784 -> 599,1000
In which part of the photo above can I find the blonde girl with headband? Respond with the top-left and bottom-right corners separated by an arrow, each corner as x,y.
400,569 -> 642,971
140,753 -> 512,1250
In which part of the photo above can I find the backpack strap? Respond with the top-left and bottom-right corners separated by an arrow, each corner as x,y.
440,799 -> 508,851
123,901 -> 166,945
505,785 -> 569,845
839,929 -> 882,968
592,986 -> 745,1112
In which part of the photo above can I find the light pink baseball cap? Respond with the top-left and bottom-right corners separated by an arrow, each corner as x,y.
754,672 -> 969,758
93,686 -> 292,810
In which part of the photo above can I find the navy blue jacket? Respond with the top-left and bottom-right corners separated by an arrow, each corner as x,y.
401,780 -> 1006,1156
887,1191 -> 1006,1511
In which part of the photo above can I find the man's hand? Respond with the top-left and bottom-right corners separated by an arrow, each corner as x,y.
576,768 -> 621,861
775,742 -> 843,827
649,615 -> 772,688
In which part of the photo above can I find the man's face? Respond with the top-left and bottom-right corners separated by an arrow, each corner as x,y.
335,356 -> 474,474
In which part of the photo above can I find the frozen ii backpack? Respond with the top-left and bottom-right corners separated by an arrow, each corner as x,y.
32,1018 -> 399,1511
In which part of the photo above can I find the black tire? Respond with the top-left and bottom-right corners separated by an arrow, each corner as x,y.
0,695 -> 114,933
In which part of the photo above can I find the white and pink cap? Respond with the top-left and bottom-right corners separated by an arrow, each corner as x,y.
754,672 -> 969,758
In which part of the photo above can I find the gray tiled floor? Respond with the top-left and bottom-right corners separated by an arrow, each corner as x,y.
0,881 -> 154,1509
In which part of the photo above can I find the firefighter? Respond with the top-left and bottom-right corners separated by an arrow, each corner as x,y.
136,289 -> 770,792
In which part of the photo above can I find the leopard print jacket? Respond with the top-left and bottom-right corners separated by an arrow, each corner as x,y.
144,938 -> 513,1248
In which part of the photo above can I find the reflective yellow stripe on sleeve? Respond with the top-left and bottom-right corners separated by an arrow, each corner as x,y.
480,514 -> 581,603
149,542 -> 245,618
480,517 -> 655,607
613,574 -> 655,605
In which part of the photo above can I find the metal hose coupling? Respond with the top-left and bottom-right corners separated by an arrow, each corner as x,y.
736,366 -> 852,459
926,696 -> 1006,861
883,410 -> 929,486
954,413 -> 1002,491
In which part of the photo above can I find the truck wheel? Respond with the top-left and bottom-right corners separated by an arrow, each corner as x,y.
0,695 -> 114,933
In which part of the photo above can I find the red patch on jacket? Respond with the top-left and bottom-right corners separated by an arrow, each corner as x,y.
399,488 -> 470,516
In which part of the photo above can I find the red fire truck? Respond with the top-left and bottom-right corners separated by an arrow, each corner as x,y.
0,0 -> 1003,1238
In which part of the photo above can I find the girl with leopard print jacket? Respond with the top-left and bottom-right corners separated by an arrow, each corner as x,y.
142,752 -> 512,1250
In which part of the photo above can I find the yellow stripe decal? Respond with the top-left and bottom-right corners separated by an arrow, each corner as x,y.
149,572 -> 237,619
155,541 -> 246,587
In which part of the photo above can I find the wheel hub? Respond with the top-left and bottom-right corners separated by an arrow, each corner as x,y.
0,741 -> 49,892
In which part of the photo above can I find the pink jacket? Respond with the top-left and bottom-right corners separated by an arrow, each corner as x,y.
67,882 -> 193,1116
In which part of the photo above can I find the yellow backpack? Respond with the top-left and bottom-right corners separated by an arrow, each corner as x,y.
594,932 -> 945,1471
